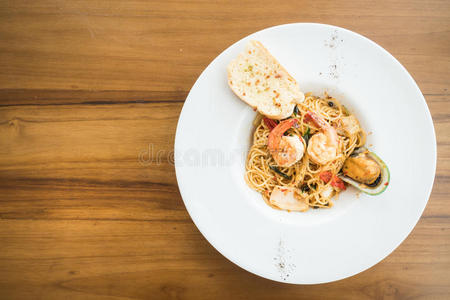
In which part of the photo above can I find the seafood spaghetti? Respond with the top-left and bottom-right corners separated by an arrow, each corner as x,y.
245,93 -> 367,211
229,40 -> 389,212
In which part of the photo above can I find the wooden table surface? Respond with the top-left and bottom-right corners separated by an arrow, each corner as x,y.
1,1 -> 449,299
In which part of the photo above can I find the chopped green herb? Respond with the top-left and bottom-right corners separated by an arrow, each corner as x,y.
302,126 -> 311,145
293,105 -> 299,116
269,165 -> 292,180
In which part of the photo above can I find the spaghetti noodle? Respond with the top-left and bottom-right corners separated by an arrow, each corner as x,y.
244,93 -> 366,210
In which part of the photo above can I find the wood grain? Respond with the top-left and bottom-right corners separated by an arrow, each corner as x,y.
0,0 -> 449,299
0,0 -> 449,105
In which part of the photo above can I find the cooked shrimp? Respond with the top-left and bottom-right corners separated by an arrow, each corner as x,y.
304,111 -> 339,165
269,186 -> 308,212
267,119 -> 305,167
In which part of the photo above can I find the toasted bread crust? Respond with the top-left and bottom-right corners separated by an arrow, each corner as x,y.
227,40 -> 304,119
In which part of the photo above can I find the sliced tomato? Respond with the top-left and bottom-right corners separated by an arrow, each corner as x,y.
320,171 -> 346,190
263,117 -> 278,131
319,171 -> 332,183
331,175 -> 346,190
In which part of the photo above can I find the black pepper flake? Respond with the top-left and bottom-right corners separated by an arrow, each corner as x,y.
328,101 -> 334,107
313,206 -> 319,209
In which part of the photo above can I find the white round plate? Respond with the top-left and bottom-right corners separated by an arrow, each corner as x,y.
174,23 -> 436,284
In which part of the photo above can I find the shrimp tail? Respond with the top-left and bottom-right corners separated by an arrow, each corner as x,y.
304,111 -> 328,129
267,119 -> 297,150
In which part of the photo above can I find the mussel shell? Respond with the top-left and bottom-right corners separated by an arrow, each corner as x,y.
339,148 -> 390,195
